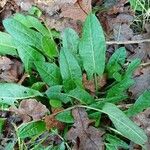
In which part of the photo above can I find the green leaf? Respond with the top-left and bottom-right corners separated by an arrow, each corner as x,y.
105,134 -> 129,149
60,48 -> 82,91
0,83 -> 42,105
16,42 -> 45,72
107,78 -> 134,97
26,15 -> 49,36
102,103 -> 148,146
124,59 -> 141,78
56,111 -> 74,123
46,86 -> 71,103
3,18 -> 42,50
42,36 -> 58,58
62,28 -> 79,54
0,32 -> 17,56
35,61 -> 62,86
50,99 -> 62,108
79,13 -> 106,79
18,121 -> 46,139
69,88 -> 94,105
0,118 -> 6,133
14,14 -> 49,36
31,82 -> 46,91
129,0 -> 144,11
106,47 -> 126,79
126,90 -> 150,117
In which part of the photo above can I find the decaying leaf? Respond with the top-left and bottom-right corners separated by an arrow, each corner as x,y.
67,108 -> 104,150
82,73 -> 107,94
10,99 -> 49,122
129,67 -> 150,98
0,56 -> 22,83
129,24 -> 150,62
45,108 -> 64,131
0,0 -> 7,8
60,0 -> 91,21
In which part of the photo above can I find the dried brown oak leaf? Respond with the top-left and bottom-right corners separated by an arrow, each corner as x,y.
44,108 -> 64,131
60,0 -> 91,21
0,56 -> 22,82
129,67 -> 150,99
67,108 -> 104,150
10,99 -> 49,122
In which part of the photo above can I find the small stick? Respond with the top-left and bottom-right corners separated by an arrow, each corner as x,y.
106,39 -> 150,45
17,73 -> 29,84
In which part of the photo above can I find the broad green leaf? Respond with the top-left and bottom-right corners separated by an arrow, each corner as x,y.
42,36 -> 58,58
13,13 -> 31,27
3,18 -> 42,50
14,14 -> 50,36
69,88 -> 94,105
0,83 -> 42,101
60,48 -> 82,91
0,98 -> 17,105
56,111 -> 74,123
46,86 -> 71,103
18,121 -> 46,139
126,90 -> 150,117
0,32 -> 17,56
79,13 -> 106,79
35,61 -> 62,86
16,42 -> 45,72
106,47 -> 126,79
26,15 -> 49,36
102,103 -> 148,146
62,28 -> 79,54
107,78 -> 134,97
105,134 -> 129,149
4,142 -> 15,150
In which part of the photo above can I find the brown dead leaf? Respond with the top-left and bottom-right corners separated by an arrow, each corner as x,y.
0,0 -> 7,8
129,24 -> 150,62
83,73 -> 107,94
14,0 -> 34,11
0,57 -> 22,83
10,99 -> 49,122
60,0 -> 91,21
44,108 -> 64,131
67,108 -> 104,150
129,67 -> 150,99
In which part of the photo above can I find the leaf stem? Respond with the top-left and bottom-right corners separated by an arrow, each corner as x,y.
94,73 -> 98,95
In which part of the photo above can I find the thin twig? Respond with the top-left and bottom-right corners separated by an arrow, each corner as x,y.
17,73 -> 29,84
106,39 -> 150,45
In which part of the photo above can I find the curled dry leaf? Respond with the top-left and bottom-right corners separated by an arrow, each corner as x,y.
67,108 -> 104,150
60,0 -> 91,21
0,56 -> 22,83
10,99 -> 49,122
129,67 -> 150,98
82,73 -> 107,94
44,108 -> 64,131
